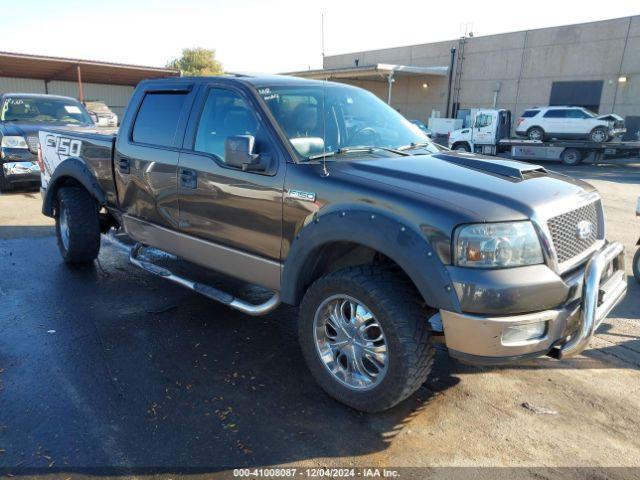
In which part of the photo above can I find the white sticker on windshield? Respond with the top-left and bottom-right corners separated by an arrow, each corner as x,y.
64,105 -> 82,114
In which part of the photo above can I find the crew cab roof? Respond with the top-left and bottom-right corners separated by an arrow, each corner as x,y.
138,73 -> 352,90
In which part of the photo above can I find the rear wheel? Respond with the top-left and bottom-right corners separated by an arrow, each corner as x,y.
55,186 -> 101,264
298,266 -> 434,412
589,127 -> 608,143
527,127 -> 545,141
560,148 -> 583,166
633,248 -> 640,284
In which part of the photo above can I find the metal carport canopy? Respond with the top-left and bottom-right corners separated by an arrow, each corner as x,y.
0,51 -> 179,102
288,63 -> 449,103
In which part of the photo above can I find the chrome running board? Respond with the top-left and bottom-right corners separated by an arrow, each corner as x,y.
126,241 -> 280,316
129,243 -> 280,316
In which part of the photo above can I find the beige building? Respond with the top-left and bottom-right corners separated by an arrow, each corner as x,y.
291,15 -> 640,138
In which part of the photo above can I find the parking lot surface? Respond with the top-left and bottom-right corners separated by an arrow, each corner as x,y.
0,162 -> 639,479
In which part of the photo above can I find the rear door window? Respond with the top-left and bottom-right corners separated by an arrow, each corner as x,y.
132,92 -> 188,147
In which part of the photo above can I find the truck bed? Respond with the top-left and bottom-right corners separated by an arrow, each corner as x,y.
40,129 -> 117,207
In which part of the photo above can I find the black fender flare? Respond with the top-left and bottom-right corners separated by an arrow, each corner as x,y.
42,157 -> 106,217
280,208 -> 461,312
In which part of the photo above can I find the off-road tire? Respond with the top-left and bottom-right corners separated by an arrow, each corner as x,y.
55,186 -> 101,264
633,248 -> 640,284
298,266 -> 434,412
561,148 -> 583,166
527,127 -> 545,141
589,127 -> 608,143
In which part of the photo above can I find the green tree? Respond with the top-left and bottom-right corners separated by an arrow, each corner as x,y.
167,48 -> 223,76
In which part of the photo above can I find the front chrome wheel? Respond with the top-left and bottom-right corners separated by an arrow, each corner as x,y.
313,295 -> 388,391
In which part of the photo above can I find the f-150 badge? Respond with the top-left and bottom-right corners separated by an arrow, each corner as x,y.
288,189 -> 316,202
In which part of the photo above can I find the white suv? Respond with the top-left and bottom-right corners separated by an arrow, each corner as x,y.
515,106 -> 626,143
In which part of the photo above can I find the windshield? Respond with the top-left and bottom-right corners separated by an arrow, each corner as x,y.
1,96 -> 93,125
258,84 -> 440,159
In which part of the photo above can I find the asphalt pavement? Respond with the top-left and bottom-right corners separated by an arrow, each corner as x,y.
0,161 -> 639,479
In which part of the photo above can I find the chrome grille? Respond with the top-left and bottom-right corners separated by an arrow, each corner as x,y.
26,135 -> 39,154
547,201 -> 599,264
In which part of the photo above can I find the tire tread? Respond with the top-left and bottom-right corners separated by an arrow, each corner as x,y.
56,186 -> 100,263
299,265 -> 435,412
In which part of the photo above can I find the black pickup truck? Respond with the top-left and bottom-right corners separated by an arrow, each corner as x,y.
39,75 -> 627,412
0,93 -> 95,191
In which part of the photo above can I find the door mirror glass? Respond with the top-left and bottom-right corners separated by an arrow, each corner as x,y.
224,135 -> 265,171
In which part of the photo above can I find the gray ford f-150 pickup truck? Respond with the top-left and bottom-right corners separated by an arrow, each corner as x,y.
39,75 -> 627,412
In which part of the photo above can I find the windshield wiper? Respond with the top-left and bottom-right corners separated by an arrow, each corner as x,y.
307,146 -> 408,161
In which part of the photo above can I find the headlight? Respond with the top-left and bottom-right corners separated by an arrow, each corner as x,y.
454,221 -> 544,268
1,136 -> 28,149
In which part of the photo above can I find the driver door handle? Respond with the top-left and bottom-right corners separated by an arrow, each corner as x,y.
180,168 -> 197,189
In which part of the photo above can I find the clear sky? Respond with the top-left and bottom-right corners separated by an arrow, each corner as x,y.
2,0 -> 639,73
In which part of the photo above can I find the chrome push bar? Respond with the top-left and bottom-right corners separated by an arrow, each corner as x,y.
559,241 -> 626,358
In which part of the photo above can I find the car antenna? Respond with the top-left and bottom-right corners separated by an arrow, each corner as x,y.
321,76 -> 329,177
320,12 -> 329,177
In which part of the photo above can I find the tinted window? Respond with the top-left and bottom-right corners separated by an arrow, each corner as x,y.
194,88 -> 258,162
543,109 -> 567,118
521,110 -> 539,118
132,93 -> 187,147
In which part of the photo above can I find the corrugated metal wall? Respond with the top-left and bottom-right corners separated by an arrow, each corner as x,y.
0,76 -> 46,94
0,76 -> 134,119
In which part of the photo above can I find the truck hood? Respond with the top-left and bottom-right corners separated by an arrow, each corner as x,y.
328,151 -> 597,223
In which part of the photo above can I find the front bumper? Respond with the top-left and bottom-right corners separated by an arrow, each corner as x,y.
609,127 -> 626,138
2,161 -> 41,183
1,148 -> 40,184
441,242 -> 627,364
